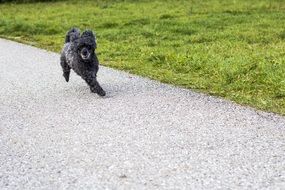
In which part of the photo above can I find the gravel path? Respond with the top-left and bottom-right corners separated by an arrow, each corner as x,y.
0,38 -> 284,190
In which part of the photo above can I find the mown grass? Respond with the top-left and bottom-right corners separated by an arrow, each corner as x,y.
0,0 -> 285,115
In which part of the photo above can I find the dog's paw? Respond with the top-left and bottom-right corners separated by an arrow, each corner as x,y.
63,72 -> 70,82
64,77 -> 69,82
91,86 -> 106,96
97,89 -> 106,97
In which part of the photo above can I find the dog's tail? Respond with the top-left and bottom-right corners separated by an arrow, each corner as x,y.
65,28 -> 80,43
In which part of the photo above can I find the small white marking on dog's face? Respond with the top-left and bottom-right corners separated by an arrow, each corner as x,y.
81,52 -> 91,60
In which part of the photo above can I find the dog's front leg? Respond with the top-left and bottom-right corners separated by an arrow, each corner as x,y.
60,56 -> 70,82
83,72 -> 106,96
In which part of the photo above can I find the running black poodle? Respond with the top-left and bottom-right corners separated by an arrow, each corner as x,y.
60,28 -> 106,96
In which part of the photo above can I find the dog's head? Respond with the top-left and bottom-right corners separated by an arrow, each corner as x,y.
76,30 -> 97,61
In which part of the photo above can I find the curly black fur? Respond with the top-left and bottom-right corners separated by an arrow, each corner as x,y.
60,28 -> 106,96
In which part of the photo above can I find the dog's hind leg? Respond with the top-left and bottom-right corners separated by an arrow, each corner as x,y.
83,72 -> 106,96
60,56 -> 70,82
90,80 -> 106,97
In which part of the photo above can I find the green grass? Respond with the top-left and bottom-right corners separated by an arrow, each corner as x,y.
0,0 -> 285,115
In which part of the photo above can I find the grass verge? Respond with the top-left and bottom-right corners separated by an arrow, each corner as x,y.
0,0 -> 285,115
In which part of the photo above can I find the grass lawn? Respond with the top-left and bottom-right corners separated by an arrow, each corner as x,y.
0,0 -> 284,115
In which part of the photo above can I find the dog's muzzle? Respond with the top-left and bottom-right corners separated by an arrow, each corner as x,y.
81,48 -> 91,60
81,53 -> 90,60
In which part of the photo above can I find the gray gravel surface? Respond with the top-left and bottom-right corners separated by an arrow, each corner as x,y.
0,38 -> 284,190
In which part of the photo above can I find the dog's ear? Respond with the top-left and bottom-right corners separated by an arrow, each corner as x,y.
81,30 -> 95,40
81,30 -> 97,48
65,28 -> 80,43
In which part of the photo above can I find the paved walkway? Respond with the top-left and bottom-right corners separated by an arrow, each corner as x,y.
0,38 -> 284,189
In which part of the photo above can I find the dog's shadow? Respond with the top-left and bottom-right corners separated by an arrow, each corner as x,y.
58,68 -> 158,99
63,79 -> 150,99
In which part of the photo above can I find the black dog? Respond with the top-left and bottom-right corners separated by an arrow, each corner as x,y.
60,28 -> 106,96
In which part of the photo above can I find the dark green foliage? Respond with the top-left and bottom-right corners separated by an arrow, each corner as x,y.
0,0 -> 60,3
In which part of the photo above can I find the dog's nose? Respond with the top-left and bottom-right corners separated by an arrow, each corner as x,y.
82,50 -> 88,55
